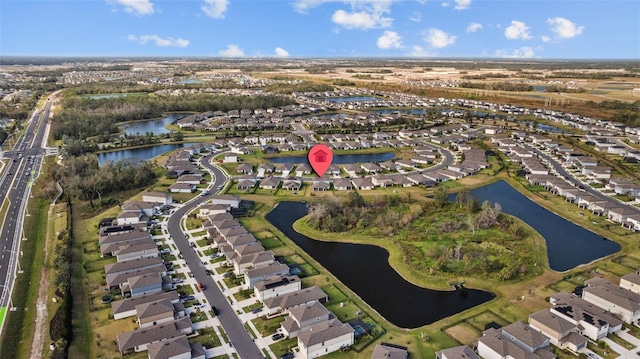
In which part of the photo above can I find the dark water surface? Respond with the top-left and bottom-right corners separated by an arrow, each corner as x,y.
266,201 -> 495,329
462,180 -> 620,272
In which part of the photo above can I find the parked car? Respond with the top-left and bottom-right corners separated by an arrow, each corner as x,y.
252,307 -> 263,314
205,269 -> 211,275
199,282 -> 206,290
272,333 -> 284,341
280,353 -> 294,359
181,295 -> 195,302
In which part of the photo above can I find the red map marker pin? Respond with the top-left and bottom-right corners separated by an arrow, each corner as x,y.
308,144 -> 333,177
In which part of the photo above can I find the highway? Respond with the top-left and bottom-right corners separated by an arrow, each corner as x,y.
0,100 -> 50,314
166,153 -> 263,359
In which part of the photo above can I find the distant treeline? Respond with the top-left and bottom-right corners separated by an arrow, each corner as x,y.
586,100 -> 640,126
51,92 -> 296,141
461,73 -> 511,80
459,81 -> 534,92
544,85 -> 587,93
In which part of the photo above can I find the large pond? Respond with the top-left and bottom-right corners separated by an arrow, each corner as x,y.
120,113 -> 183,135
97,143 -> 194,166
324,96 -> 381,103
266,202 -> 495,329
268,152 -> 395,164
457,180 -> 620,272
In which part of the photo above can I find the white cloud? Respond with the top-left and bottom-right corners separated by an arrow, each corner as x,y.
218,44 -> 245,57
409,11 -> 421,22
547,17 -> 584,39
331,9 -> 392,30
424,28 -> 456,48
377,31 -> 403,49
109,0 -> 154,16
453,0 -> 471,10
127,34 -> 189,47
496,46 -> 535,58
292,0 -> 330,13
504,20 -> 532,40
441,2 -> 450,7
201,0 -> 229,19
408,45 -> 434,57
466,22 -> 482,33
274,47 -> 290,57
293,0 -> 395,29
541,35 -> 551,42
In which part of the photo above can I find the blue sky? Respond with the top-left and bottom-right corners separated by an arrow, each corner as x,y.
1,0 -> 639,59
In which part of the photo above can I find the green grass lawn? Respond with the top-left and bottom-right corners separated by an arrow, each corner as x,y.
252,316 -> 285,336
190,327 -> 222,349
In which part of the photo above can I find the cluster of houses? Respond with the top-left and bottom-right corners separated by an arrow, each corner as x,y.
96,191 -> 209,358
436,270 -> 640,359
202,197 -> 357,358
176,104 -> 319,131
492,133 -> 640,232
218,127 -> 490,192
164,145 -> 215,193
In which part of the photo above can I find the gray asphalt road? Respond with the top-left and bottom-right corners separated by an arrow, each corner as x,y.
0,102 -> 49,309
166,153 -> 263,359
533,147 -> 640,215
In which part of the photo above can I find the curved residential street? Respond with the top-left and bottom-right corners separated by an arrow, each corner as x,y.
166,152 -> 263,359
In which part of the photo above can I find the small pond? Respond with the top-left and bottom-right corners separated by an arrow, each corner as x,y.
120,113 -> 183,135
455,180 -> 620,272
266,202 -> 495,328
97,143 -> 196,166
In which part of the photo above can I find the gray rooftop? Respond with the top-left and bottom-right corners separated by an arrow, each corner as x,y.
111,291 -> 179,316
298,318 -> 354,348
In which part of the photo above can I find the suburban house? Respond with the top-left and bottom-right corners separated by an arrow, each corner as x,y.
223,154 -> 238,163
297,318 -> 354,359
280,300 -> 332,338
477,322 -> 555,359
116,316 -> 193,355
528,309 -> 588,352
111,292 -> 179,320
122,201 -> 159,218
549,291 -> 622,340
168,183 -> 196,193
244,262 -> 290,289
263,286 -> 328,315
126,272 -> 164,298
210,195 -> 241,209
104,257 -> 164,278
332,178 -> 353,191
435,345 -> 478,359
582,277 -> 640,324
237,163 -> 254,174
620,270 -> 640,294
146,335 -> 205,359
106,266 -> 166,292
99,231 -> 153,257
351,177 -> 374,190
176,174 -> 202,185
142,192 -> 173,206
254,274 -> 302,302
116,211 -> 148,226
259,177 -> 281,190
115,238 -> 159,263
282,178 -> 303,191
135,298 -> 185,329
232,250 -> 275,276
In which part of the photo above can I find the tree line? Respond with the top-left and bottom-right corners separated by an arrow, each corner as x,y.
51,92 -> 296,141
